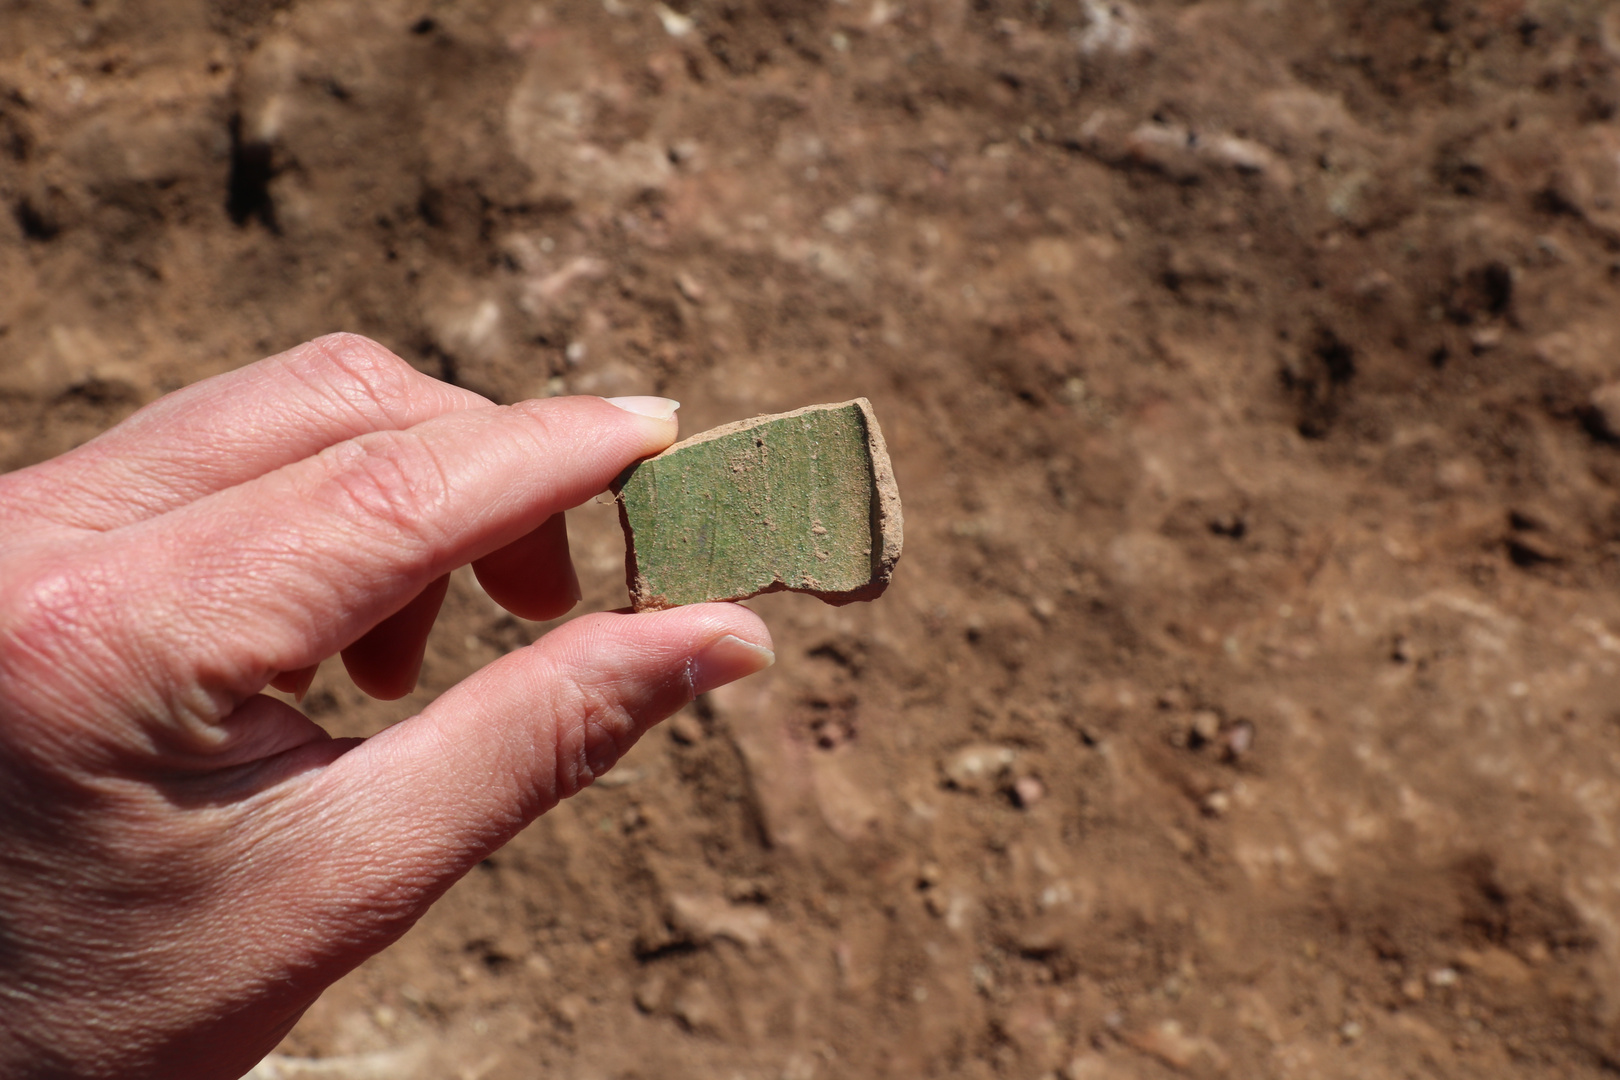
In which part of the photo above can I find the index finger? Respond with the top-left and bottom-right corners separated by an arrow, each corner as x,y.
0,334 -> 489,532
9,395 -> 681,746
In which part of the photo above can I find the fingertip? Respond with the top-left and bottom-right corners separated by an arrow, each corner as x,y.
269,663 -> 320,701
596,395 -> 680,456
307,600 -> 777,892
689,633 -> 775,696
339,574 -> 451,701
612,602 -> 775,692
472,513 -> 581,621
340,651 -> 419,701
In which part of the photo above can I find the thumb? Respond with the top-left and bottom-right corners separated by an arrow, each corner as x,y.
283,605 -> 772,937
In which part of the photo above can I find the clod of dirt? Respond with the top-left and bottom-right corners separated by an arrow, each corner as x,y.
1124,1019 -> 1230,1072
613,399 -> 903,611
1062,1055 -> 1134,1080
667,893 -> 772,950
669,979 -> 722,1034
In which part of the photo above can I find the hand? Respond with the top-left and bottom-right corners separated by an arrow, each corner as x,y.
0,334 -> 774,1080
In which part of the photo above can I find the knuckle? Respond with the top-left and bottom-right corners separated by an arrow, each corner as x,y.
554,682 -> 635,798
301,333 -> 424,425
0,554 -> 113,675
505,399 -> 563,456
316,432 -> 452,552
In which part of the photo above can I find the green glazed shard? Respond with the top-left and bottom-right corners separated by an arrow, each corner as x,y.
612,398 -> 904,611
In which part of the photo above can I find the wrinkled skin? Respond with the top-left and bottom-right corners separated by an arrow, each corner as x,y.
0,334 -> 774,1080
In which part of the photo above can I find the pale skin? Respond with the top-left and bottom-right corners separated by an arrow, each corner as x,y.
0,333 -> 775,1080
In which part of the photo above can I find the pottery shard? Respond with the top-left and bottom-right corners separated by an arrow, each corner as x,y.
612,398 -> 903,611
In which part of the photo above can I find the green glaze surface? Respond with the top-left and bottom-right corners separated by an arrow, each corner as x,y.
616,402 -> 881,609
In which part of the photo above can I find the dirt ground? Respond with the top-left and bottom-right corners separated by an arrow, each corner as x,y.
9,0 -> 1620,1076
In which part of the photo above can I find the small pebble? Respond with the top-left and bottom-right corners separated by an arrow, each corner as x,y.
1191,710 -> 1221,743
1013,775 -> 1045,808
1225,720 -> 1254,758
675,271 -> 705,303
654,2 -> 694,37
1592,383 -> 1620,439
634,974 -> 666,1013
671,979 -> 719,1032
554,993 -> 586,1027
941,744 -> 1017,793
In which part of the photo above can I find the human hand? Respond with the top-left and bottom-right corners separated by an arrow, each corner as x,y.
0,334 -> 774,1079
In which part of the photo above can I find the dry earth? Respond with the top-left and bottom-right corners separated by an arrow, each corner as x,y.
8,1 -> 1620,1077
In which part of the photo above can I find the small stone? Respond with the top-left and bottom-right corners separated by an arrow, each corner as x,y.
1591,383 -> 1620,439
613,399 -> 903,610
1063,1055 -> 1131,1080
1224,720 -> 1255,758
1013,775 -> 1046,808
675,271 -> 706,302
671,979 -> 720,1033
553,993 -> 586,1028
1125,1019 -> 1229,1072
634,974 -> 667,1013
654,2 -> 694,36
668,892 -> 772,949
941,744 -> 1017,793
1013,913 -> 1071,955
1190,710 -> 1221,743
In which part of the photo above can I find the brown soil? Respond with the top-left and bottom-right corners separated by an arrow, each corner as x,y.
7,1 -> 1620,1077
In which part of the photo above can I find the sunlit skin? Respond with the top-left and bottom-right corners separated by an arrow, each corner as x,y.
0,333 -> 774,1080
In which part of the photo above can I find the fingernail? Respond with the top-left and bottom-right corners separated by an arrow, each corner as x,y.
688,633 -> 775,696
606,396 -> 681,420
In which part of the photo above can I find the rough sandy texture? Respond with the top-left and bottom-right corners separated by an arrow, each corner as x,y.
614,398 -> 904,610
10,2 -> 1620,1078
